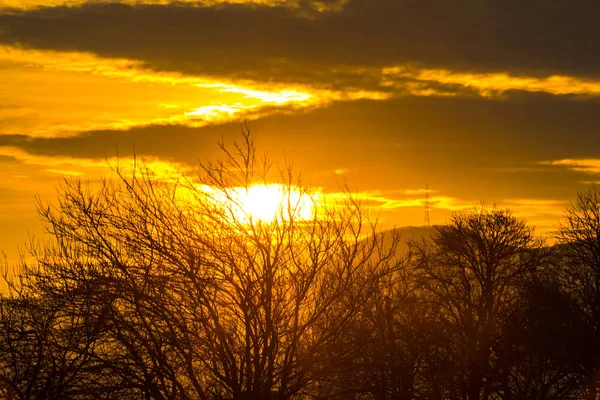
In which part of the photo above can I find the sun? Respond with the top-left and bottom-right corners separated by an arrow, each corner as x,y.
202,183 -> 316,224
231,184 -> 314,223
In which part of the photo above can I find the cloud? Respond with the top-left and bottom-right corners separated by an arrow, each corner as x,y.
46,168 -> 85,176
504,198 -> 565,207
0,0 -> 349,13
0,0 -> 284,9
0,145 -> 193,181
325,190 -> 470,212
4,41 -> 600,140
382,67 -> 600,98
0,45 -> 389,136
0,0 -> 599,85
3,92 -> 600,178
542,159 -> 600,174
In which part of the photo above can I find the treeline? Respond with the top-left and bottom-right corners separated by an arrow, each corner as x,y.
1,134 -> 600,399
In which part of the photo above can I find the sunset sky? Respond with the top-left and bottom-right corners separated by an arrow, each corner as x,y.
1,0 -> 600,261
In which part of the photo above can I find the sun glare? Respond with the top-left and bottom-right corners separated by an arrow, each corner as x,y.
233,184 -> 314,223
203,184 -> 316,224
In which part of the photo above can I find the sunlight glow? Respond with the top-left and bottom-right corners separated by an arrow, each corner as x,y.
184,104 -> 253,120
203,184 -> 316,224
218,87 -> 312,104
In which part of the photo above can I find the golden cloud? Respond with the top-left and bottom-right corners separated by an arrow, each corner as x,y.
45,168 -> 86,176
541,159 -> 600,174
0,45 -> 389,137
383,66 -> 600,97
0,0 -> 290,10
0,146 -> 192,182
0,0 -> 350,12
320,189 -> 469,212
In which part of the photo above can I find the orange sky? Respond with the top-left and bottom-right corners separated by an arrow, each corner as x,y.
1,0 -> 600,263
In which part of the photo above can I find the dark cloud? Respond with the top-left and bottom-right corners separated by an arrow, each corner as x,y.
0,0 -> 599,87
2,92 -> 600,201
3,92 -> 600,161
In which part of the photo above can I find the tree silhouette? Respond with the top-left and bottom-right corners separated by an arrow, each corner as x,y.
411,207 -> 549,400
1,130 -> 401,400
327,241 -> 451,400
494,271 -> 586,399
5,133 -> 600,400
556,185 -> 600,400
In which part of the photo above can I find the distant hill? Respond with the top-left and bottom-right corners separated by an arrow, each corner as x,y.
394,226 -> 437,242
372,225 -> 560,258
368,225 -> 439,257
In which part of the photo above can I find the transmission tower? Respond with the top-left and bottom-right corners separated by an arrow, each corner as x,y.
424,184 -> 431,227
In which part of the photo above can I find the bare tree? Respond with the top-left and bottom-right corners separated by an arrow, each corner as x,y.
0,268 -> 120,400
494,272 -> 586,400
556,185 -> 600,400
1,129 -> 401,400
326,241 -> 451,400
411,206 -> 548,400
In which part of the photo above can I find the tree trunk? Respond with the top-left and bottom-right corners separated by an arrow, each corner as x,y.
467,365 -> 485,400
586,378 -> 598,400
